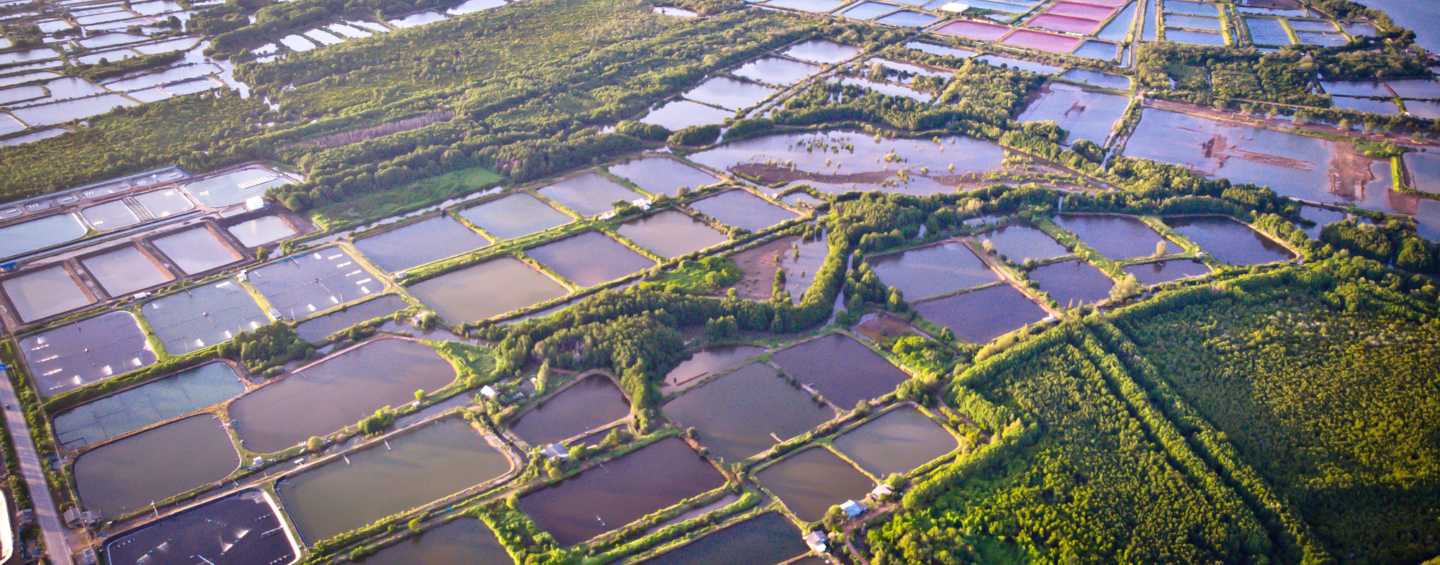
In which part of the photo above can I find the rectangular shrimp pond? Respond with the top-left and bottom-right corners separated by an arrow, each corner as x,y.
831,405 -> 958,477
459,192 -> 573,240
277,418 -> 512,544
295,294 -> 410,342
4,264 -> 95,323
866,241 -> 998,301
616,210 -> 729,259
687,190 -> 799,232
408,256 -> 569,323
356,517 -> 510,565
229,338 -> 458,453
517,437 -> 725,546
80,244 -> 175,297
771,333 -> 910,408
536,172 -> 640,217
248,247 -> 379,320
21,311 -> 156,396
150,225 -> 243,275
53,361 -> 245,449
526,231 -> 656,287
662,362 -> 834,463
354,215 -> 491,272
637,512 -> 808,565
1165,216 -> 1295,266
103,491 -> 295,565
510,374 -> 631,446
142,279 -> 268,355
756,446 -> 875,522
913,284 -> 1049,344
75,414 -> 239,518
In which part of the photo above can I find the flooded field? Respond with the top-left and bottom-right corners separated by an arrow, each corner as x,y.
832,406 -> 957,477
249,247 -> 377,320
755,447 -> 873,522
608,157 -> 721,197
1028,260 -> 1114,307
296,294 -> 409,342
143,279 -> 268,355
979,225 -> 1069,262
53,361 -> 244,448
278,419 -> 510,543
1299,205 -> 1347,237
662,345 -> 766,391
688,190 -> 798,232
638,512 -> 807,565
21,311 -> 155,397
1053,214 -> 1166,259
0,212 -> 87,259
1018,82 -> 1129,144
511,374 -> 630,446
728,234 -> 829,302
227,215 -> 297,247
1404,150 -> 1440,194
683,76 -> 778,110
151,225 -> 242,275
4,264 -> 94,322
537,173 -> 639,216
458,193 -> 572,240
184,166 -> 293,208
517,437 -> 724,546
663,362 -> 833,463
867,241 -> 997,300
1165,216 -> 1295,265
1122,259 -> 1211,285
640,99 -> 734,131
771,333 -> 909,407
730,56 -> 822,86
526,231 -> 656,287
356,215 -> 491,273
410,257 -> 569,323
231,338 -> 457,453
358,518 -> 510,565
80,244 -> 174,297
689,130 -> 1005,193
74,414 -> 239,518
913,284 -> 1048,344
103,491 -> 295,565
616,210 -> 728,259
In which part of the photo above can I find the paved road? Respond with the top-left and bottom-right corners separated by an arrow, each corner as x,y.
0,368 -> 73,565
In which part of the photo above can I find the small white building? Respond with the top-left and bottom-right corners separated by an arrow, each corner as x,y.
804,531 -> 828,553
541,444 -> 569,460
480,385 -> 498,399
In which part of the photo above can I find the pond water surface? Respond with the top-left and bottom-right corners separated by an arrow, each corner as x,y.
1121,259 -> 1211,285
608,157 -> 721,197
1027,260 -> 1113,307
831,406 -> 957,477
526,231 -> 656,287
142,279 -> 268,355
21,310 -> 155,396
979,225 -> 1069,263
74,414 -> 238,518
355,215 -> 490,272
617,210 -> 728,259
771,333 -> 910,408
730,56 -> 822,86
278,419 -> 510,543
458,193 -> 572,240
0,212 -> 87,259
80,244 -> 173,297
230,338 -> 457,453
683,77 -> 778,110
151,225 -> 242,274
227,215 -> 297,247
755,446 -> 873,522
4,265 -> 93,322
296,294 -> 409,342
1018,83 -> 1130,145
637,512 -> 808,565
913,284 -> 1048,344
867,241 -> 997,301
511,374 -> 630,446
103,491 -> 295,565
662,362 -> 833,463
663,345 -> 766,391
409,257 -> 569,323
688,190 -> 798,232
1053,214 -> 1166,259
517,437 -> 724,546
640,99 -> 734,131
358,518 -> 510,565
1165,216 -> 1295,265
537,173 -> 639,216
53,361 -> 244,449
249,247 -> 377,320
